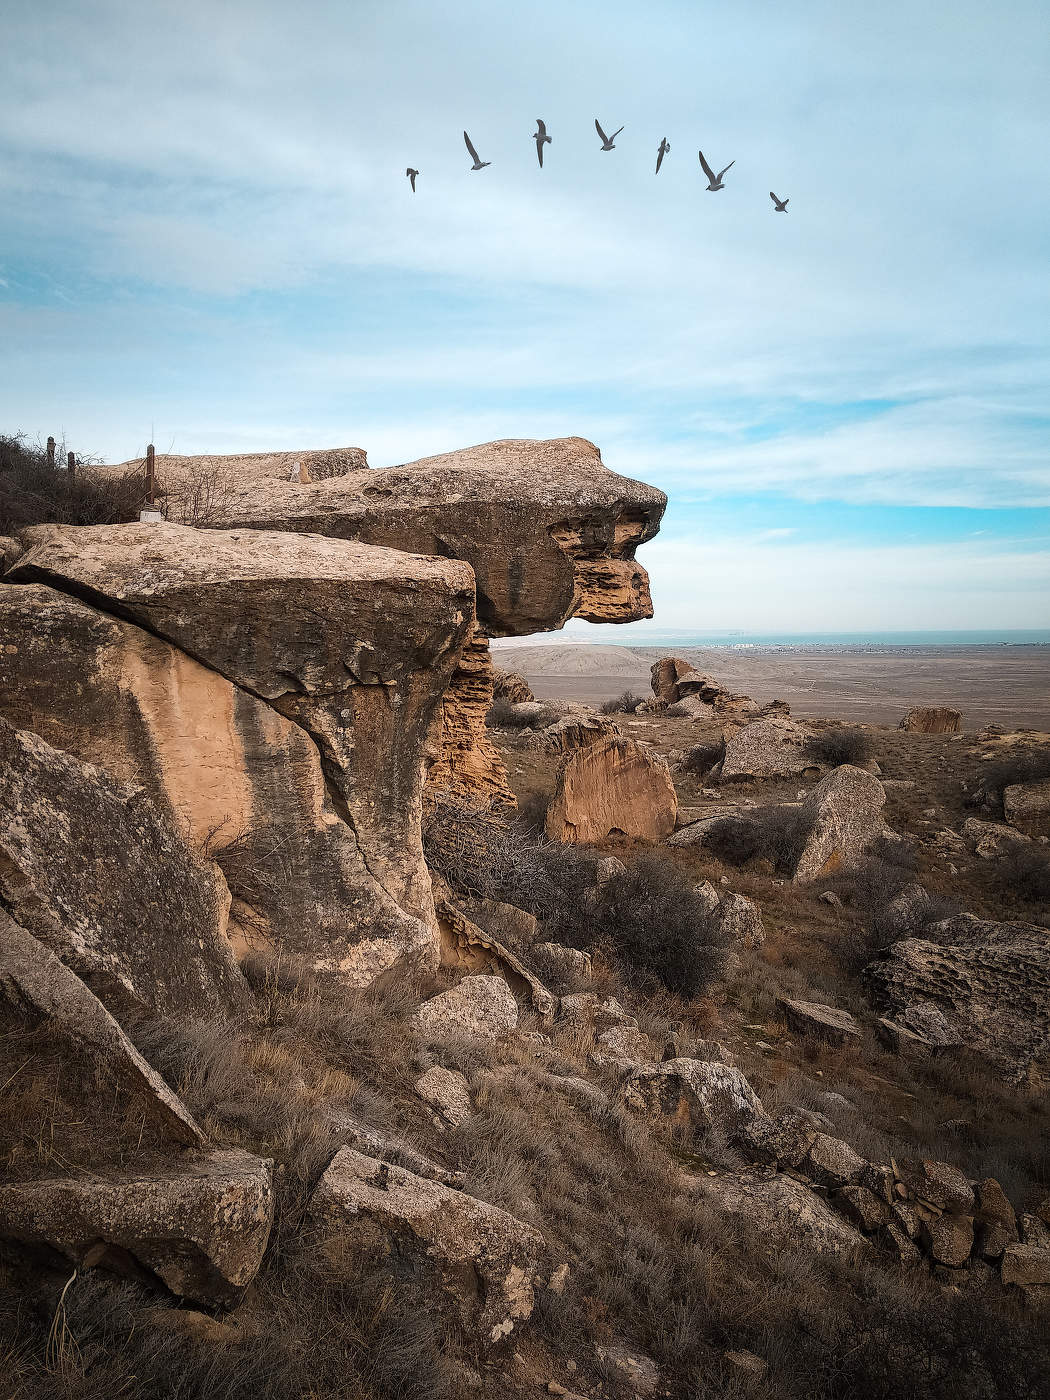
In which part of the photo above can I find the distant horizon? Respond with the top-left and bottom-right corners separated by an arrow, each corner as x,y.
494,627 -> 1050,649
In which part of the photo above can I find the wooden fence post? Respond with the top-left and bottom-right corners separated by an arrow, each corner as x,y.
67,450 -> 76,481
46,437 -> 55,466
145,444 -> 155,504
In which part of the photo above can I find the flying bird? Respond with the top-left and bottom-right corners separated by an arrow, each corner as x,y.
698,149 -> 734,190
770,191 -> 789,212
532,118 -> 551,168
655,137 -> 670,174
594,119 -> 624,151
406,167 -> 419,192
463,131 -> 490,171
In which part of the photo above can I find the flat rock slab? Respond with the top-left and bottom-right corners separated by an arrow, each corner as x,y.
1004,779 -> 1050,829
689,1171 -> 868,1258
414,975 -> 518,1041
308,1147 -> 545,1345
778,997 -> 862,1047
546,737 -> 677,844
0,1149 -> 273,1306
721,717 -> 817,781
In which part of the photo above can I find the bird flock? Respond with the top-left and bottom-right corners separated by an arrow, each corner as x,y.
404,119 -> 790,212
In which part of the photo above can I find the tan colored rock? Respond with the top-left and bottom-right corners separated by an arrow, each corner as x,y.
921,1213 -> 974,1266
864,914 -> 1050,1083
665,694 -> 716,721
0,536 -> 22,572
0,912 -> 203,1149
736,1110 -> 818,1169
432,892 -> 554,1020
414,974 -> 519,1040
427,628 -> 514,809
899,706 -> 962,734
778,997 -> 862,1047
836,1184 -> 892,1233
724,1350 -> 768,1379
0,1149 -> 274,1306
1004,779 -> 1050,830
110,445 -> 369,494
804,1133 -> 866,1188
895,1158 -> 974,1213
308,1147 -> 546,1345
546,737 -> 677,844
492,668 -> 534,705
0,716 -> 244,1021
534,942 -> 593,983
594,1023 -> 659,1065
650,657 -> 697,703
1001,1244 -> 1050,1288
690,1171 -> 867,1258
792,765 -> 890,883
721,716 -> 817,781
962,816 -> 1031,859
544,712 -> 622,752
414,1065 -> 474,1129
715,891 -> 765,948
618,1058 -> 765,1138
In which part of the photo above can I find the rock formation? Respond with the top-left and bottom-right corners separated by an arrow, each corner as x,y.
899,706 -> 962,734
721,716 -> 817,780
1003,779 -> 1050,831
545,737 -> 678,844
792,765 -> 890,883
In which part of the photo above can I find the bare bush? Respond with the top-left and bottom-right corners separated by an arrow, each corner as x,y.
600,689 -> 644,715
0,433 -> 142,534
805,726 -> 874,768
681,740 -> 725,779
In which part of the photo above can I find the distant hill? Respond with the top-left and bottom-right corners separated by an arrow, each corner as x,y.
489,642 -> 652,678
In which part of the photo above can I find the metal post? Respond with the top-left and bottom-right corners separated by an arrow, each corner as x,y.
46,437 -> 55,466
145,444 -> 155,504
67,450 -> 76,481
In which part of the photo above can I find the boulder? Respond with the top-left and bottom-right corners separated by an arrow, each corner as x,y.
721,717 -> 817,781
558,993 -> 635,1037
0,536 -> 23,572
864,915 -> 1050,1083
308,1147 -> 546,1345
961,817 -> 1031,860
0,716 -> 245,1022
414,975 -> 519,1041
431,895 -> 554,1021
804,1133 -> 866,1189
1004,779 -> 1050,831
836,1185 -> 892,1233
491,668 -> 534,705
921,1213 -> 974,1267
428,629 -> 515,809
1020,1214 -> 1050,1250
791,765 -> 890,883
894,1158 -> 974,1213
545,738 -> 677,844
0,1149 -> 274,1306
650,657 -> 698,704
324,1110 -> 458,1184
544,713 -> 622,752
736,1110 -> 818,1169
533,943 -> 593,983
0,913 -> 203,1150
876,1001 -> 961,1059
593,1024 -> 659,1066
713,891 -> 765,948
899,707 -> 962,734
690,1171 -> 868,1258
1001,1245 -> 1050,1288
618,1058 -> 765,1138
777,997 -> 862,1047
414,1065 -> 474,1130
665,695 -> 715,721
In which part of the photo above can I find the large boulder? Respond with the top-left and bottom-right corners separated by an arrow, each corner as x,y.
618,1058 -> 765,1138
721,717 -> 818,781
0,716 -> 245,1021
864,914 -> 1050,1083
1004,779 -> 1050,831
545,737 -> 677,844
791,765 -> 889,883
308,1147 -> 546,1345
650,657 -> 698,704
413,975 -> 519,1041
778,997 -> 862,1047
899,707 -> 962,734
689,1171 -> 868,1258
491,668 -> 534,705
962,816 -> 1031,860
2,520 -> 477,985
0,1149 -> 274,1306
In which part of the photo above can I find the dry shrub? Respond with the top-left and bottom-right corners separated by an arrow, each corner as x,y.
681,740 -> 725,780
993,842 -> 1050,916
600,689 -> 644,715
977,747 -> 1050,813
804,726 -> 873,768
0,434 -> 143,534
704,805 -> 811,875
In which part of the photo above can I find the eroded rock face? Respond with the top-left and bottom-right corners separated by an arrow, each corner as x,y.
545,737 -> 677,844
0,716 -> 245,1021
424,629 -> 514,808
492,668 -> 534,705
4,522 -> 478,984
0,1149 -> 274,1306
651,657 -> 697,704
792,765 -> 890,883
721,717 -> 817,781
864,914 -> 1050,1083
899,706 -> 962,734
308,1147 -> 546,1345
0,913 -> 203,1151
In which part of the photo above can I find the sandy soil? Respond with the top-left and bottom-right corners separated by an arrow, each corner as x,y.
491,641 -> 1050,730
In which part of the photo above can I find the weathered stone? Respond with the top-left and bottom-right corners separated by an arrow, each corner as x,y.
545,738 -> 677,844
921,1213 -> 974,1267
308,1147 -> 545,1345
596,1343 -> 660,1395
558,993 -> 634,1037
895,1158 -> 974,1213
724,1350 -> 768,1379
545,713 -> 622,752
433,894 -> 554,1020
0,716 -> 244,1021
1001,1245 -> 1050,1288
594,1024 -> 658,1065
594,856 -> 627,893
899,707 -> 961,734
882,1219 -> 921,1261
666,695 -> 715,721
804,1133 -> 866,1189
491,668 -> 534,705
777,997 -> 862,1047
715,892 -> 765,948
876,1000 -> 961,1059
414,1065 -> 473,1129
962,816 -> 1031,859
428,629 -> 514,809
690,1171 -> 867,1258
736,1110 -> 817,1169
974,1180 -> 1018,1260
414,975 -> 518,1041
1020,1214 -> 1050,1250
110,445 -> 369,491
864,914 -> 1050,1083
0,913 -> 203,1149
618,1058 -> 764,1138
0,536 -> 23,572
721,717 -> 817,781
667,804 -> 758,849
1004,779 -> 1050,831
650,657 -> 697,704
460,897 -> 538,951
325,1111 -> 458,1184
792,766 -> 890,883
533,943 -> 593,983
836,1184 -> 891,1233
0,1149 -> 273,1306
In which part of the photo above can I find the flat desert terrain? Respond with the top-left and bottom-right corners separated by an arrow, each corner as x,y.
491,640 -> 1050,730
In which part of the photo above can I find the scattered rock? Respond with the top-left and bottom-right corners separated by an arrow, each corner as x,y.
1004,779 -> 1050,830
836,1184 -> 892,1233
1001,1245 -> 1050,1289
533,943 -> 593,982
414,975 -> 518,1041
899,707 -> 962,734
0,1149 -> 274,1306
308,1147 -> 545,1345
804,1133 -> 866,1189
691,1171 -> 868,1258
792,765 -> 891,883
921,1213 -> 974,1267
546,737 -> 677,844
618,1058 -> 765,1138
594,1023 -> 659,1065
544,713 -> 622,752
325,1110 -> 458,1184
895,1158 -> 974,1213
721,716 -> 817,781
777,997 -> 862,1047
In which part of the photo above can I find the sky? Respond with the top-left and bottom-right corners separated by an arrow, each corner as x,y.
2,0 -> 1049,633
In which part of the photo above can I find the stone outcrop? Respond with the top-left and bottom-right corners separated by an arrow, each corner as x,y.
962,816 -> 1031,860
113,446 -> 369,494
545,737 -> 677,844
864,914 -> 1050,1083
0,913 -> 203,1151
899,706 -> 962,734
618,1058 -> 765,1138
3,522 -> 478,985
1004,779 -> 1050,831
492,667 -> 534,705
425,630 -> 514,808
777,997 -> 862,1047
721,717 -> 817,780
792,765 -> 890,883
650,657 -> 697,704
689,1171 -> 867,1258
414,974 -> 519,1040
0,715 -> 245,1021
0,1149 -> 274,1306
308,1147 -> 546,1345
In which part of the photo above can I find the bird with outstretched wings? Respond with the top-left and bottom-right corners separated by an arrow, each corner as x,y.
595,118 -> 624,150
463,131 -> 490,170
698,148 -> 734,190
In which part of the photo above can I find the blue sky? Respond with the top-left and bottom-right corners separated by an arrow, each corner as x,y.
2,0 -> 1049,631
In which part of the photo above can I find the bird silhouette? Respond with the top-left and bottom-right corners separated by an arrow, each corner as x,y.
406,167 -> 419,192
655,137 -> 670,174
770,191 -> 789,212
698,149 -> 734,190
532,118 -> 551,168
594,119 -> 624,151
463,131 -> 490,171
